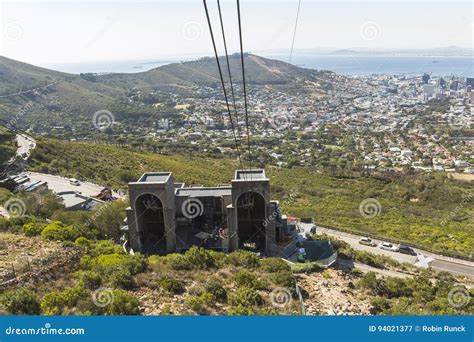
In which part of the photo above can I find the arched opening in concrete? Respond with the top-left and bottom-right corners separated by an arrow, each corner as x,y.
236,191 -> 266,252
135,194 -> 166,253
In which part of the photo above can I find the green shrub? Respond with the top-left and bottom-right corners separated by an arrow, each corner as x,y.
185,247 -> 215,269
208,250 -> 226,267
0,288 -> 40,315
74,237 -> 92,249
159,277 -> 185,294
353,251 -> 384,269
41,221 -> 81,242
89,240 -> 123,256
226,250 -> 259,268
74,270 -> 102,290
23,222 -> 46,236
292,262 -> 324,274
107,268 -> 134,290
107,289 -> 140,315
0,217 -> 10,232
260,258 -> 290,273
227,305 -> 255,316
406,276 -> 435,303
357,272 -> 384,294
233,270 -> 265,290
41,286 -> 139,316
228,287 -> 263,307
383,277 -> 411,298
92,253 -> 126,274
269,271 -> 296,293
370,297 -> 391,314
163,253 -> 192,270
186,292 -> 213,314
84,252 -> 147,277
40,286 -> 88,315
204,279 -> 227,302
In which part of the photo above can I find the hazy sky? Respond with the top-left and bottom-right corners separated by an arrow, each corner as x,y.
0,0 -> 472,65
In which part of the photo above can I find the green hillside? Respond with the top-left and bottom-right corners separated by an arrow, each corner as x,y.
0,128 -> 15,167
98,53 -> 328,90
0,54 -> 328,131
29,138 -> 474,257
0,56 -> 125,130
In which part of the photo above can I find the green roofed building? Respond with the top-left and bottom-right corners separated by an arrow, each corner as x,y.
299,240 -> 337,266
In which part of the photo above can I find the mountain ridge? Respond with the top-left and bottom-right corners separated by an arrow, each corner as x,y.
0,54 -> 330,130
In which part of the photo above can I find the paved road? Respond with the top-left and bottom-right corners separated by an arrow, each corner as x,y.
16,134 -> 36,159
0,80 -> 62,99
26,172 -> 108,197
298,223 -> 474,278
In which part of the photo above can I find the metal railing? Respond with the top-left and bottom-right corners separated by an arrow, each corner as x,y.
315,222 -> 474,262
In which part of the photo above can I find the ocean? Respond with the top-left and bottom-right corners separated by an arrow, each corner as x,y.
44,55 -> 473,77
263,54 -> 473,77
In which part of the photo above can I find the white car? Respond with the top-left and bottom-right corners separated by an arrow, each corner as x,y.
379,242 -> 398,252
69,178 -> 81,186
359,237 -> 376,247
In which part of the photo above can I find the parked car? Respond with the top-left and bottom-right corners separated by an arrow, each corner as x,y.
379,242 -> 398,252
297,249 -> 307,263
69,178 -> 81,186
359,237 -> 376,247
398,244 -> 416,255
91,187 -> 113,201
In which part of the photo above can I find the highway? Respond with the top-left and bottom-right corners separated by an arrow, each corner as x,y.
298,223 -> 474,278
16,134 -> 35,159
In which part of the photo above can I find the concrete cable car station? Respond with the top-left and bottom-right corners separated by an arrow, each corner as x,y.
123,169 -> 292,256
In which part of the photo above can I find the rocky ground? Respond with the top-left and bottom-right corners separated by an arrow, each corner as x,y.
296,268 -> 372,315
0,233 -> 81,291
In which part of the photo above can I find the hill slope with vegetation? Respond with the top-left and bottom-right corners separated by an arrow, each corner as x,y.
0,54 -> 330,132
98,53 -> 329,89
29,138 -> 474,257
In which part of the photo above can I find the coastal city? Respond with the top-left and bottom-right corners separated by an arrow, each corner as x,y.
0,0 -> 472,333
124,72 -> 473,173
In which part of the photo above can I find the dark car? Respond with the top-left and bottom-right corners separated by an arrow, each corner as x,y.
398,244 -> 416,255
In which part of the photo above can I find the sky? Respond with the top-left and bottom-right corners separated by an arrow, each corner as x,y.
0,0 -> 472,66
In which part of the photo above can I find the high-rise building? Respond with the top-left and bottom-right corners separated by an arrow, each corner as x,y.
422,73 -> 430,84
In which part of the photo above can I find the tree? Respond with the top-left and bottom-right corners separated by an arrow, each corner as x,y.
0,288 -> 41,315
